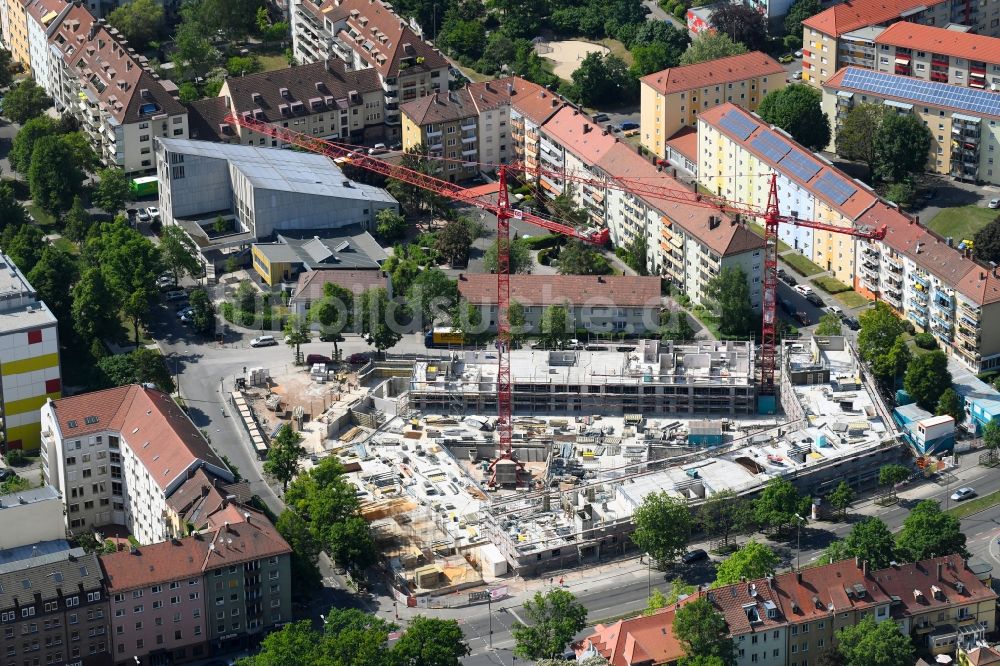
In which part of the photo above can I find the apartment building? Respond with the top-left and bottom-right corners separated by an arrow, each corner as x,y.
800,0 -> 952,88
855,201 -> 1000,371
46,0 -> 92,106
39,384 -> 235,544
216,59 -> 385,147
0,252 -> 62,454
401,88 -> 480,182
697,103 -> 879,287
0,485 -> 66,548
24,0 -> 70,96
822,66 -> 1000,183
0,547 -> 110,666
5,0 -> 32,72
509,84 -> 566,179
640,52 -> 786,159
48,17 -> 188,175
456,274 -> 662,335
100,506 -> 292,663
874,22 -> 1000,88
290,0 -> 449,139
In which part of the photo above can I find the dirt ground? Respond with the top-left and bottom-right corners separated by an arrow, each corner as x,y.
536,39 -> 610,79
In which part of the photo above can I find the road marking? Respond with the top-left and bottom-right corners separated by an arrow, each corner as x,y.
508,608 -> 525,627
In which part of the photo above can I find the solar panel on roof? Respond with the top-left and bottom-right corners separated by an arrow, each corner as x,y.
717,110 -> 757,140
814,172 -> 857,206
750,130 -> 792,163
840,67 -> 1000,117
779,150 -> 821,182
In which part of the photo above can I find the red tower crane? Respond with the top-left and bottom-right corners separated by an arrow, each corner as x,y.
223,114 -> 886,482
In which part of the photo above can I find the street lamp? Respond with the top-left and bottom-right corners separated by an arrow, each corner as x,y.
794,513 -> 804,571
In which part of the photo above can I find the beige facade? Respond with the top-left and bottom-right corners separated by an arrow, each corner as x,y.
7,0 -> 30,72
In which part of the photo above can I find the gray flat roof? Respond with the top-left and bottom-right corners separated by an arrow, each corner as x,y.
159,138 -> 397,204
0,484 -> 60,509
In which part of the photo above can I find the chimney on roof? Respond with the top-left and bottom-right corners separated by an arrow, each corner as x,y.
399,19 -> 405,30
796,571 -> 802,583
855,556 -> 861,569
937,562 -> 943,581
458,273 -> 465,280
582,124 -> 590,134
862,560 -> 868,576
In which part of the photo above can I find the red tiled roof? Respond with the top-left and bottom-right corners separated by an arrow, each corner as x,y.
400,88 -> 476,126
802,0 -> 948,37
24,0 -> 66,26
457,274 -> 662,308
511,85 -> 566,126
594,142 -> 764,257
699,103 -> 878,221
640,51 -> 784,95
875,556 -> 996,612
541,106 -> 619,164
100,508 -> 290,591
665,126 -> 698,163
583,607 -> 686,666
290,269 -> 385,303
304,0 -> 447,79
771,558 -> 890,621
875,22 -> 1000,64
965,646 -> 1000,666
49,385 -> 230,492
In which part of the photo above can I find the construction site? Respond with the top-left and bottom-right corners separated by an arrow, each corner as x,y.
227,333 -> 913,591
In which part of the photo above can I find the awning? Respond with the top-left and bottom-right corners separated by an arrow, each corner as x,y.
837,91 -> 854,98
952,112 -> 981,123
895,57 -> 910,64
884,99 -> 913,110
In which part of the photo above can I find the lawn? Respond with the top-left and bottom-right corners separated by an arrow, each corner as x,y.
926,205 -> 997,241
596,38 -> 633,66
258,53 -> 289,72
783,252 -> 824,277
945,488 -> 1000,519
119,314 -> 154,347
51,236 -> 78,255
747,222 -> 792,253
811,276 -> 852,294
690,306 -> 721,340
26,203 -> 57,228
834,290 -> 871,309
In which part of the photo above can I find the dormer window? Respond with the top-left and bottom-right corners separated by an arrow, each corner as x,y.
742,603 -> 761,623
279,87 -> 290,98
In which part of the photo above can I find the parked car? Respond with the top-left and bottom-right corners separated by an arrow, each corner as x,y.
794,311 -> 811,326
164,290 -> 187,302
781,274 -> 798,286
0,468 -> 13,482
306,354 -> 332,366
806,293 -> 825,307
793,284 -> 813,296
991,199 -> 1000,209
347,352 -> 371,364
827,305 -> 843,317
777,268 -> 787,278
137,209 -> 151,222
951,487 -> 976,501
779,298 -> 794,314
592,113 -> 610,123
146,206 -> 160,218
794,50 -> 803,57
250,335 -> 277,348
176,306 -> 194,319
792,71 -> 802,80
681,549 -> 708,564
156,276 -> 176,289
619,120 -> 639,131
179,311 -> 194,324
778,54 -> 794,64
843,317 -> 861,331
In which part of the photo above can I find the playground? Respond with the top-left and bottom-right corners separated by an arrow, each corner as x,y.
535,39 -> 610,79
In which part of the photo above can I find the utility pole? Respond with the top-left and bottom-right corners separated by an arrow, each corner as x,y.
794,513 -> 803,570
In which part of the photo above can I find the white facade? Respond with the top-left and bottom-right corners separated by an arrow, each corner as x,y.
735,626 -> 787,666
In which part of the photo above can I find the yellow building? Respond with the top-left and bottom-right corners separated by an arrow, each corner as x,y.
7,0 -> 31,73
639,51 -> 785,159
400,88 -> 479,182
0,252 -> 61,453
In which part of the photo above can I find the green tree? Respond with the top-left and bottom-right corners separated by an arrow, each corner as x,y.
390,616 -> 469,666
935,387 -> 964,424
435,216 -> 476,266
8,115 -> 58,174
451,298 -> 488,346
107,0 -> 164,49
1,80 -> 50,124
711,540 -> 779,587
512,589 -> 588,660
784,0 -> 821,39
0,47 -> 12,89
827,481 -> 855,520
903,350 -> 952,411
878,464 -> 909,501
173,16 -> 220,80
857,302 -> 906,364
274,510 -> 322,595
60,131 -> 97,173
359,287 -> 403,353
72,268 -> 120,343
672,597 -> 735,665
283,314 -> 311,359
836,615 -> 914,666
407,268 -> 458,327
871,335 -> 911,392
199,0 -> 265,40
709,3 -> 768,51
644,588 -> 669,616
27,246 -> 78,338
312,282 -> 354,357
815,312 -> 842,335
697,489 -> 752,549
63,195 -> 92,242
557,240 -> 612,275
539,303 -> 572,349
757,84 -> 831,151
160,225 -> 201,283
93,168 -> 130,213
1,223 -> 45,273
97,348 -> 175,392
622,235 -> 648,275
375,209 -> 407,242
484,237 -> 532,274
754,477 -> 805,533
679,657 -> 729,666
984,419 -> 1000,449
844,517 -> 895,569
188,288 -> 216,335
836,103 -> 886,180
680,32 -> 747,66
0,182 -> 29,232
631,491 -> 693,564
565,53 -> 638,107
508,299 -> 527,344
823,539 -> 852,565
974,216 -> 1000,264
178,82 -> 200,104
264,425 -> 306,492
875,112 -> 932,182
29,135 -> 83,213
704,266 -> 753,337
225,55 -> 263,77
896,499 -> 968,561
884,179 -> 915,209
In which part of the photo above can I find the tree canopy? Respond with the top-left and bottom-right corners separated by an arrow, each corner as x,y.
835,615 -> 914,666
712,540 -> 779,587
672,597 -> 735,665
680,32 -> 747,66
757,84 -> 831,151
359,287 -> 403,352
709,3 -> 768,51
512,589 -> 588,660
815,312 -> 842,335
107,0 -> 165,50
903,350 -> 952,411
935,387 -> 964,424
97,348 -> 175,393
264,425 -> 306,492
974,215 -> 1000,264
874,112 -> 932,182
895,499 -> 968,561
631,491 -> 693,564
754,477 -> 808,533
93,168 -> 130,213
564,53 -> 638,108
484,237 -> 532,274
843,517 -> 896,569
29,135 -> 84,213
697,489 -> 753,549
784,0 -> 822,39
1,80 -> 50,124
704,267 -> 753,337
557,240 -> 612,275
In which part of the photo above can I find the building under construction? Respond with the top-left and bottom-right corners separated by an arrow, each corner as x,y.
406,340 -> 757,417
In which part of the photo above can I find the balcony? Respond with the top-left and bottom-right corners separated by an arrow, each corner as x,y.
460,119 -> 476,130
461,134 -> 477,144
909,312 -> 928,327
957,326 -> 979,343
428,142 -> 442,151
861,275 -> 880,293
426,129 -> 442,138
909,299 -> 928,314
462,147 -> 476,157
912,273 -> 930,289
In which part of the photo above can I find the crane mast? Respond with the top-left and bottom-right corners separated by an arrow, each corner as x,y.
223,114 -> 886,484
